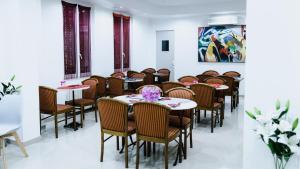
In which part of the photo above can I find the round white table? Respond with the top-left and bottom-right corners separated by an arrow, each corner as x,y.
114,94 -> 197,111
124,78 -> 143,83
57,84 -> 90,130
181,82 -> 229,91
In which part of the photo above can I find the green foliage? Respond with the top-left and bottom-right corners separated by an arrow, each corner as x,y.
292,118 -> 299,131
0,75 -> 22,101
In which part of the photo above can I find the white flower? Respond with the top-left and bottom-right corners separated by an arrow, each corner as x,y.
256,113 -> 272,124
278,120 -> 292,132
256,122 -> 277,144
278,134 -> 300,154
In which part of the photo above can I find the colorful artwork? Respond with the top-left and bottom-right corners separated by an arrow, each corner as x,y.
198,25 -> 246,63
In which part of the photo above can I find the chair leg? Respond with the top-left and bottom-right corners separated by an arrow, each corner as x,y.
231,96 -> 233,112
65,113 -> 68,125
197,110 -> 200,123
100,132 -> 104,162
0,138 -> 7,169
184,129 -> 187,159
54,114 -> 58,138
153,142 -> 156,154
125,136 -> 128,168
143,141 -> 147,157
94,103 -> 98,123
11,132 -> 28,157
220,107 -> 224,127
116,136 -> 120,150
189,126 -> 193,148
73,109 -> 77,131
204,110 -> 207,118
164,143 -> 169,169
80,106 -> 84,128
211,111 -> 214,133
136,139 -> 140,169
39,113 -> 42,135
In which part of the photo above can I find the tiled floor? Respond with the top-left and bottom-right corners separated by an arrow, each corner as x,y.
4,97 -> 244,169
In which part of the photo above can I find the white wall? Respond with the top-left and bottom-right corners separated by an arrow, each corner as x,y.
152,16 -> 246,95
0,0 -> 42,142
244,0 -> 300,168
40,0 -> 156,104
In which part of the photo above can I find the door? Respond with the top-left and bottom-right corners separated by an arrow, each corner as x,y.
156,30 -> 175,81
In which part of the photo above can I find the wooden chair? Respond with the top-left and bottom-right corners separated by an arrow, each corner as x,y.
136,85 -> 163,95
98,98 -> 136,168
127,70 -> 139,78
157,68 -> 170,83
204,77 -> 226,85
129,73 -> 146,91
223,71 -> 241,106
218,75 -> 238,112
90,75 -> 107,98
161,82 -> 185,96
196,74 -> 213,83
190,84 -> 222,133
133,102 -> 180,169
141,70 -> 154,85
178,76 -> 199,83
111,72 -> 125,78
67,78 -> 99,127
165,87 -> 195,158
39,86 -> 76,138
202,70 -> 219,76
142,68 -> 156,73
107,77 -> 125,97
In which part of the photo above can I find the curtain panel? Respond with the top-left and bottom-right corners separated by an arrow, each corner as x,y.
113,13 -> 122,72
79,5 -> 91,77
62,1 -> 77,79
122,16 -> 130,71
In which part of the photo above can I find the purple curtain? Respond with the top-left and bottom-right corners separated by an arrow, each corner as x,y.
79,5 -> 91,77
113,13 -> 122,72
122,16 -> 130,71
62,1 -> 77,79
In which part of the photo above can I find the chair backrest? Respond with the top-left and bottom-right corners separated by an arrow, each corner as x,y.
178,76 -> 199,83
218,75 -> 235,94
202,70 -> 219,76
190,83 -> 215,109
133,102 -> 170,139
82,78 -> 98,100
136,85 -> 163,95
141,71 -> 154,85
196,74 -> 213,83
162,82 -> 185,94
98,98 -> 128,132
39,86 -> 57,114
131,73 -> 146,79
111,72 -> 125,78
223,71 -> 241,77
107,77 -> 124,96
90,75 -> 107,97
127,70 -> 139,78
142,68 -> 156,73
204,77 -> 226,85
157,68 -> 170,82
157,68 -> 170,75
165,87 -> 195,100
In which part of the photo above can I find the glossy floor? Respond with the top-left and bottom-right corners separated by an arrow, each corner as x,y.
4,97 -> 244,169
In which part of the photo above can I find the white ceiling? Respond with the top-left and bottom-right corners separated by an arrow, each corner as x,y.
87,0 -> 246,18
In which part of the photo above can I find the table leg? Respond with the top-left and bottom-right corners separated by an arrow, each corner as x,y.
64,90 -> 80,130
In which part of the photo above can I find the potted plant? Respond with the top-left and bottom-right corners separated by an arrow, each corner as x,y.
0,75 -> 22,123
246,100 -> 300,169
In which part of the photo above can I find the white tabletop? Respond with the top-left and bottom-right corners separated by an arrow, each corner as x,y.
57,85 -> 90,92
234,77 -> 244,82
124,78 -> 144,83
216,84 -> 229,90
114,94 -> 197,111
0,124 -> 19,136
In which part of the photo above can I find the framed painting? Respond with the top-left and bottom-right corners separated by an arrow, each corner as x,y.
198,25 -> 246,63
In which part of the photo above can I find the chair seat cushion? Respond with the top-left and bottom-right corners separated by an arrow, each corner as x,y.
168,127 -> 180,140
169,115 -> 191,129
57,104 -> 74,114
128,121 -> 136,133
71,99 -> 95,106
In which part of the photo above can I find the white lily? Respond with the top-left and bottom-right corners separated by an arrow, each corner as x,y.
256,113 -> 272,125
278,134 -> 300,154
256,122 -> 277,144
278,120 -> 292,132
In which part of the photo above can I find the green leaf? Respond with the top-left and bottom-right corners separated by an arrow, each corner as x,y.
246,111 -> 256,120
10,75 -> 15,81
285,100 -> 290,112
276,100 -> 281,110
254,107 -> 262,115
292,118 -> 298,131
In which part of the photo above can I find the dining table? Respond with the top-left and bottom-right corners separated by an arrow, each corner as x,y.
57,84 -> 90,130
114,94 -> 197,166
181,82 -> 229,91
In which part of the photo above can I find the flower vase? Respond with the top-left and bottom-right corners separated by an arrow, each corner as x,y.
274,155 -> 290,169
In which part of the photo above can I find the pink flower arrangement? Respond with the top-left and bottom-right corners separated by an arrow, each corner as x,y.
141,86 -> 161,102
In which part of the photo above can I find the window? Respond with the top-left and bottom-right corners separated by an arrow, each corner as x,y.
62,1 -> 91,79
113,13 -> 130,72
